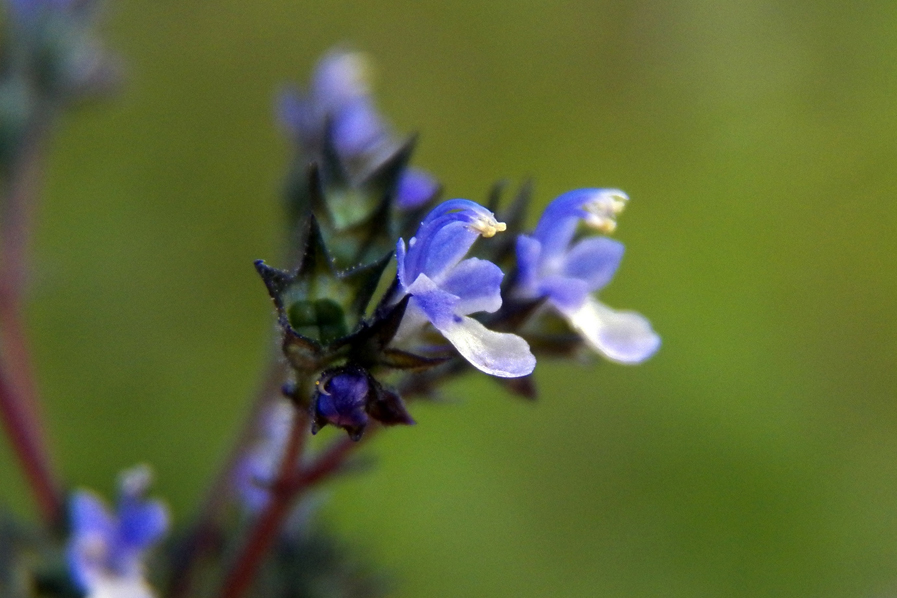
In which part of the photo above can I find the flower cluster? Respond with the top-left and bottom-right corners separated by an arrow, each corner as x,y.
255,49 -> 660,442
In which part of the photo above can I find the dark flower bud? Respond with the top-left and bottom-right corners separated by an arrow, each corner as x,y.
311,366 -> 413,441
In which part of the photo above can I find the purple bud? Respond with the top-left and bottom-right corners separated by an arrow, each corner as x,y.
311,366 -> 415,440
312,367 -> 372,440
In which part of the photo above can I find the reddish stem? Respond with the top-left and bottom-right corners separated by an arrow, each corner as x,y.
218,409 -> 309,598
0,366 -> 61,523
0,126 -> 64,525
296,433 -> 361,488
217,426 -> 377,598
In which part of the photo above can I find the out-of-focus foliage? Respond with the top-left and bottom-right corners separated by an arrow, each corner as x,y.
1,1 -> 895,597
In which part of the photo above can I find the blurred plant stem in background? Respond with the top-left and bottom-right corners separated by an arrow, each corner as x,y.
0,116 -> 63,525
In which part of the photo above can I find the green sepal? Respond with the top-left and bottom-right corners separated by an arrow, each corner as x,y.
338,137 -> 417,262
340,250 -> 394,319
256,219 -> 402,371
306,162 -> 335,228
485,179 -> 510,213
281,324 -> 325,372
295,214 -> 338,285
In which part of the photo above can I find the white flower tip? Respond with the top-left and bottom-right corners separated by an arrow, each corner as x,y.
119,464 -> 153,498
323,51 -> 373,95
88,576 -> 157,598
469,213 -> 506,238
437,316 -> 535,378
566,298 -> 659,365
583,190 -> 629,234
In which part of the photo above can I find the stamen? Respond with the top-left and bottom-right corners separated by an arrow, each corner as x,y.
583,191 -> 628,234
469,214 -> 507,238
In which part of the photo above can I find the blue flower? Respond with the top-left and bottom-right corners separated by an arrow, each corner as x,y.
394,199 -> 536,378
67,465 -> 169,598
278,49 -> 438,208
515,189 -> 660,363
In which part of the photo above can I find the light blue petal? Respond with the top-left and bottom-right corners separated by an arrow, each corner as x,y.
276,86 -> 308,137
417,198 -> 490,228
434,316 -> 535,378
395,238 -> 408,288
68,491 -> 115,591
561,237 -> 624,292
118,499 -> 169,551
405,199 -> 492,281
564,298 -> 660,364
404,200 -> 504,280
421,222 -> 481,281
70,490 -> 115,539
441,258 -> 503,315
406,273 -> 460,329
532,189 -> 626,260
532,189 -> 600,259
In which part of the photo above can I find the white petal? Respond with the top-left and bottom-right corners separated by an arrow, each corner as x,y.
565,297 -> 660,364
88,577 -> 156,598
436,316 -> 536,378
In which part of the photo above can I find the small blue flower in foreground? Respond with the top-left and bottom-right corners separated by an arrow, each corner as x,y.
516,189 -> 660,363
394,199 -> 536,378
67,465 -> 169,598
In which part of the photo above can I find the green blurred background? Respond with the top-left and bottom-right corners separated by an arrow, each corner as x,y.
3,0 -> 897,596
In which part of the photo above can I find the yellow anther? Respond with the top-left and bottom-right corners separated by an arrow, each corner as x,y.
469,215 -> 507,238
583,190 -> 628,234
